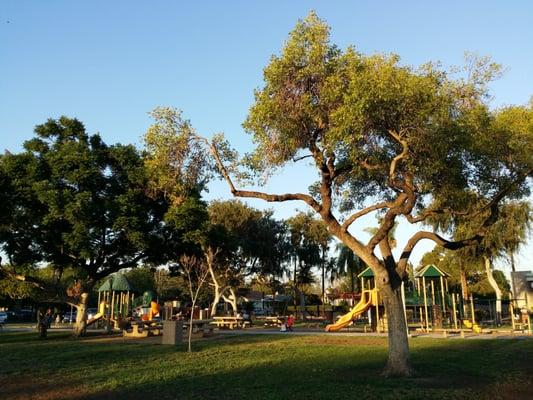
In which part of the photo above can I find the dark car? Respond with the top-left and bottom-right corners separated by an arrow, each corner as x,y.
63,311 -> 77,323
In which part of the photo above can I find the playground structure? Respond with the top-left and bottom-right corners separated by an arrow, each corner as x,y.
324,267 -> 388,333
325,289 -> 378,332
91,272 -> 164,335
325,264 -> 532,335
94,272 -> 136,330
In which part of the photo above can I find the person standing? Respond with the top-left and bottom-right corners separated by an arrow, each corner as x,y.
287,314 -> 295,332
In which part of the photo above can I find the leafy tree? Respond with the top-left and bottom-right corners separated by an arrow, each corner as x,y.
144,107 -> 211,205
192,13 -> 532,375
205,200 -> 289,315
179,255 -> 210,352
334,243 -> 366,295
286,212 -> 331,317
0,117 -> 167,335
450,201 -> 531,321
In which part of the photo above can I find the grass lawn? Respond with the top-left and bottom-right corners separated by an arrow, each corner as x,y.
1,332 -> 532,400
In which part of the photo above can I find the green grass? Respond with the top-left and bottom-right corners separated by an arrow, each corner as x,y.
1,332 -> 532,400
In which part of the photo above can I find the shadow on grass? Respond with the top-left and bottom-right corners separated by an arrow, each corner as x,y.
0,330 -> 73,344
2,333 -> 533,400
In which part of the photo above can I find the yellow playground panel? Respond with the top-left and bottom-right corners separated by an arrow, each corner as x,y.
325,289 -> 378,332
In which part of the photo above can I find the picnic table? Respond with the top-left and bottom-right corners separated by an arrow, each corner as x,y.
211,316 -> 249,330
123,320 -> 162,338
183,319 -> 214,336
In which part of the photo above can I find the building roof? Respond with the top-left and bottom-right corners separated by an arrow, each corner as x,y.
357,267 -> 374,278
415,264 -> 450,278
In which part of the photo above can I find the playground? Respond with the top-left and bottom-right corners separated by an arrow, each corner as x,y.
1,330 -> 532,400
323,265 -> 532,337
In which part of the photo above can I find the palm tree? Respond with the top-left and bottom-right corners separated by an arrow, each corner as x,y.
334,243 -> 366,295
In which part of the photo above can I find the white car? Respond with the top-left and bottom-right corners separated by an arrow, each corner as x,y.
0,311 -> 7,323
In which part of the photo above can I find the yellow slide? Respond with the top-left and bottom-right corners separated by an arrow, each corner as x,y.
462,319 -> 482,333
326,289 -> 377,332
87,313 -> 104,326
87,301 -> 107,326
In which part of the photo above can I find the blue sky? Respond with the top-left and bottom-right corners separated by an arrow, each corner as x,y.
1,1 -> 532,271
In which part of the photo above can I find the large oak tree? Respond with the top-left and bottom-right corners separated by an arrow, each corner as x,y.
193,13 -> 532,376
0,117 -> 167,335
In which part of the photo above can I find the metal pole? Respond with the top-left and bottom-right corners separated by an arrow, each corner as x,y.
452,293 -> 458,330
110,290 -> 115,327
375,289 -> 380,333
401,282 -> 408,336
470,295 -> 475,325
526,295 -> 532,335
440,276 -> 446,313
423,277 -> 429,331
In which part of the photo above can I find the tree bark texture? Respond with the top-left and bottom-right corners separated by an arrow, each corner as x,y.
74,292 -> 89,337
484,257 -> 502,324
380,283 -> 412,377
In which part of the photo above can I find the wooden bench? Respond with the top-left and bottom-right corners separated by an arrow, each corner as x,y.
212,316 -> 244,330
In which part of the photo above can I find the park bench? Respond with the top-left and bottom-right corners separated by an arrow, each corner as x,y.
211,316 -> 245,330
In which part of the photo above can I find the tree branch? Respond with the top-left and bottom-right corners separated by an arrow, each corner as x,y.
387,129 -> 409,187
341,201 -> 391,232
200,135 -> 323,213
397,231 -> 483,272
292,154 -> 313,162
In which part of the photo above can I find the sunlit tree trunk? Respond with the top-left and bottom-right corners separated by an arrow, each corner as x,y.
380,283 -> 411,377
484,257 -> 502,324
460,268 -> 469,315
74,292 -> 89,337
222,288 -> 238,316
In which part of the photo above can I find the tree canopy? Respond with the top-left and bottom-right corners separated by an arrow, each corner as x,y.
197,12 -> 532,376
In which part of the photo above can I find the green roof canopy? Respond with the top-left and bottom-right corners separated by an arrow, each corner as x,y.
97,272 -> 135,292
357,267 -> 374,278
415,264 -> 449,278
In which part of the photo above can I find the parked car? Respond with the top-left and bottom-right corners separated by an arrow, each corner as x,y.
0,311 -> 7,323
86,308 -> 98,320
63,311 -> 77,323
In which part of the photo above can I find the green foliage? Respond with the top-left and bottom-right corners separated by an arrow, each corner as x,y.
286,211 -> 331,285
419,247 -> 511,298
0,117 -> 167,291
334,243 -> 366,292
242,11 -> 531,240
205,200 -> 290,289
144,107 -> 211,206
123,266 -> 156,294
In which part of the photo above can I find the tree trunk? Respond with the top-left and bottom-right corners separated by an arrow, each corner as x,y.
222,288 -> 238,315
299,291 -> 306,320
206,249 -> 224,317
188,298 -> 196,352
380,283 -> 412,377
74,292 -> 90,337
509,251 -> 517,300
484,257 -> 502,324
